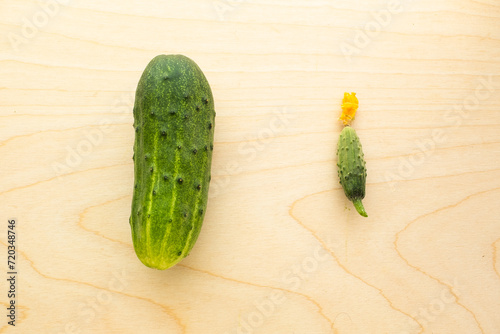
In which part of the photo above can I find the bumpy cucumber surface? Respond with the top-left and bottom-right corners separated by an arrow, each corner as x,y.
336,126 -> 367,217
130,55 -> 215,270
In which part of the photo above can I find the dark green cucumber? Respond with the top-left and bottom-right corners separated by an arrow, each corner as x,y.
130,55 -> 215,269
336,126 -> 367,217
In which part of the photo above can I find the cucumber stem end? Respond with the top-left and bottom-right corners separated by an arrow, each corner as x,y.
353,199 -> 368,217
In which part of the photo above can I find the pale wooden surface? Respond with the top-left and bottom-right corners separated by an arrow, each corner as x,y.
1,0 -> 500,333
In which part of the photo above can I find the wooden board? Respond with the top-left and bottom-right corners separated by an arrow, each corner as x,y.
1,0 -> 500,333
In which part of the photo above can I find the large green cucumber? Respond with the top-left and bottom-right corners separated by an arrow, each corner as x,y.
336,126 -> 367,217
130,55 -> 215,270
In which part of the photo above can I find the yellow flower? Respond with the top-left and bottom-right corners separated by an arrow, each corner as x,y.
339,92 -> 359,126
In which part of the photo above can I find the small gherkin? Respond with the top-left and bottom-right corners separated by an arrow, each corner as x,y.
336,93 -> 368,217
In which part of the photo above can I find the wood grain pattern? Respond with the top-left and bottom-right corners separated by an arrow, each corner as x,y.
1,0 -> 499,333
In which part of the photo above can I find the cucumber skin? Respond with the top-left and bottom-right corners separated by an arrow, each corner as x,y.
336,126 -> 367,217
130,55 -> 215,270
